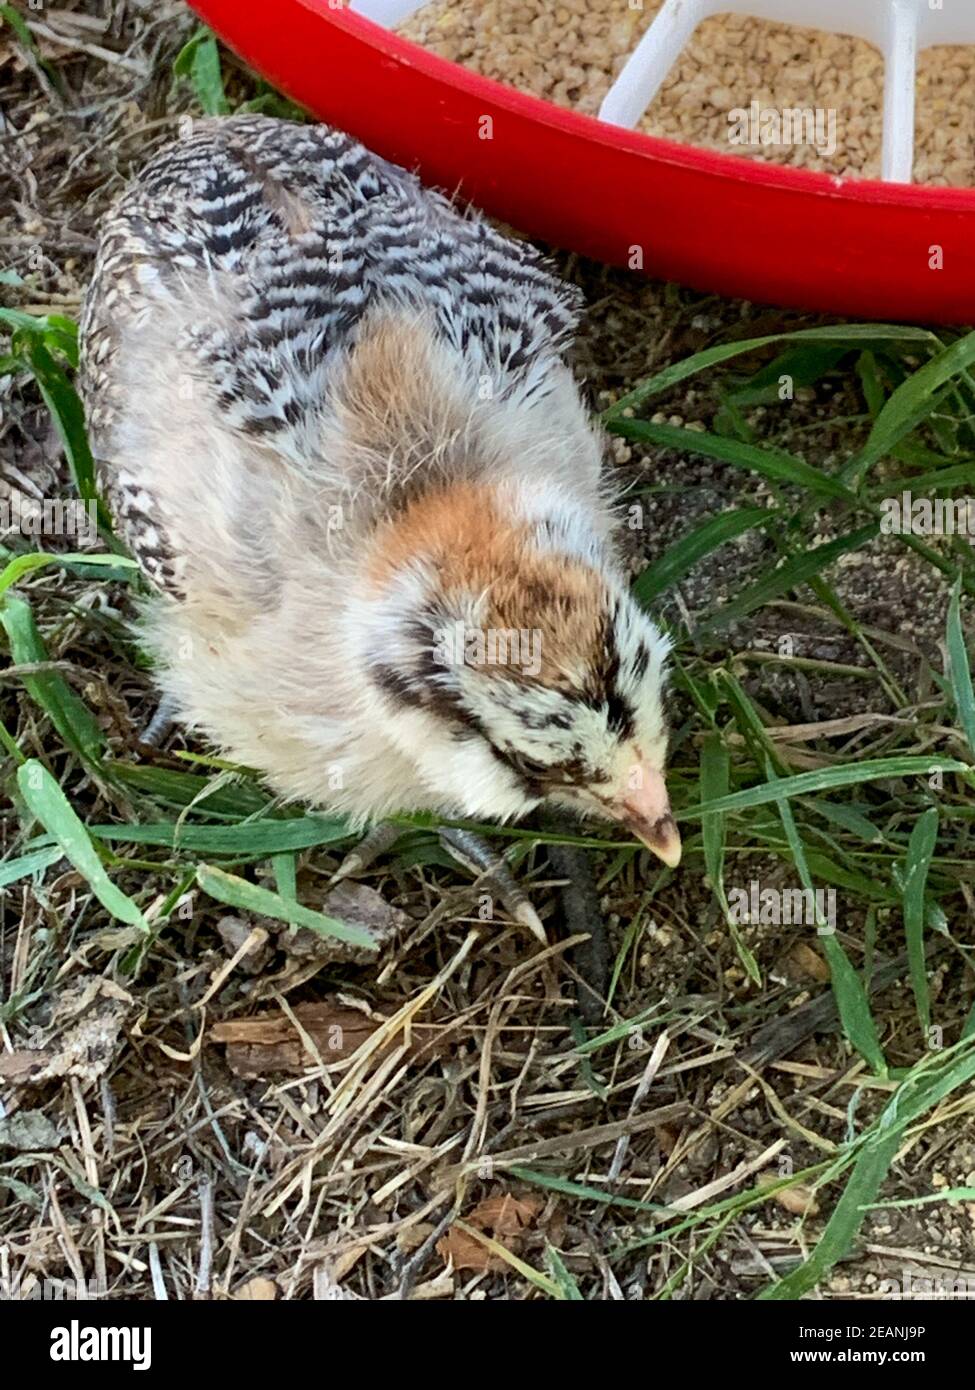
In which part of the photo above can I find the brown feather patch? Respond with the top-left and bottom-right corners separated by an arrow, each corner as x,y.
481,550 -> 609,693
335,310 -> 469,462
369,478 -> 611,693
367,481 -> 522,589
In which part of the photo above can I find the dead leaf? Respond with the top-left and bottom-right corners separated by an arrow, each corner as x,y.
330,1245 -> 368,1282
777,942 -> 830,984
468,1193 -> 543,1237
396,1221 -> 436,1254
0,1051 -> 56,1085
437,1190 -> 543,1273
49,975 -> 133,1027
0,975 -> 132,1087
406,1271 -> 454,1300
282,880 -> 409,965
312,1265 -> 363,1301
217,916 -> 272,975
654,1123 -> 681,1155
437,1226 -> 499,1273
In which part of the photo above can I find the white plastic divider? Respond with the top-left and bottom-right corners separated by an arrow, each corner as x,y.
351,0 -> 427,28
600,0 -> 975,185
353,0 -> 975,186
598,0 -> 713,131
882,1 -> 919,183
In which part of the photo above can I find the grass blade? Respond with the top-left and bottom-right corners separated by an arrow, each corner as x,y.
0,843 -> 64,888
0,594 -> 105,766
770,760 -> 886,1074
806,800 -> 884,845
727,342 -> 851,408
902,807 -> 939,1034
544,1245 -> 585,1301
195,864 -> 376,949
758,1124 -> 902,1299
680,756 -> 968,821
272,852 -> 297,900
603,326 -> 937,422
819,931 -> 887,1074
509,1166 -> 666,1213
700,733 -> 728,890
173,28 -> 229,115
91,816 -> 352,855
845,329 -> 975,485
0,3 -> 64,95
633,507 -> 770,606
110,763 -> 269,817
0,550 -> 135,597
698,525 -> 879,631
16,761 -> 146,928
700,732 -> 760,984
611,419 -> 855,502
0,307 -> 78,363
759,1038 -> 975,1298
20,341 -> 114,536
946,577 -> 975,758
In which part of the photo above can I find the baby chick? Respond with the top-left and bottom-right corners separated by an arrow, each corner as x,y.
80,115 -> 680,922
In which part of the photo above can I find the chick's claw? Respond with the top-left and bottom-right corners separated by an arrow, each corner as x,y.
437,827 -> 547,944
329,822 -> 406,884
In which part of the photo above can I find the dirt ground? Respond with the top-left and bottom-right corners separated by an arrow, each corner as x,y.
1,1 -> 974,1301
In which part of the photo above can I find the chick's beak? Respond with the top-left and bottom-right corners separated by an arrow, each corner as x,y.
613,765 -> 682,869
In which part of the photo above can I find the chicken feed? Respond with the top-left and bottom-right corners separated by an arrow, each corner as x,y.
398,1 -> 975,186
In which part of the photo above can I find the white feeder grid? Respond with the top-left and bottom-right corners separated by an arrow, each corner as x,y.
351,0 -> 975,184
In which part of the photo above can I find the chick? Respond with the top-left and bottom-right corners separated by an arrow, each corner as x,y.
79,115 -> 680,910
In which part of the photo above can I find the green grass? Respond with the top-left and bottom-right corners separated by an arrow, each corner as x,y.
3,269 -> 975,1299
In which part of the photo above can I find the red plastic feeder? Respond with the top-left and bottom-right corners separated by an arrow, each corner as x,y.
189,0 -> 975,323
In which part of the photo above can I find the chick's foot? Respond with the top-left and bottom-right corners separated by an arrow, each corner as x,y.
331,822 -> 546,944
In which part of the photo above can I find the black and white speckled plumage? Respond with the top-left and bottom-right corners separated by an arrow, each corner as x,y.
75,116 -> 677,862
80,115 -> 582,592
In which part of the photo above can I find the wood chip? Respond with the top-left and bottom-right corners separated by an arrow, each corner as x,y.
210,998 -> 445,1077
233,1276 -> 278,1301
757,1171 -> 821,1216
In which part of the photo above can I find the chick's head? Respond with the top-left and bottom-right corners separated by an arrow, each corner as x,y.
359,483 -> 680,866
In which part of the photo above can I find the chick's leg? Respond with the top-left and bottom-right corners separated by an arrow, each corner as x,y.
138,692 -> 180,748
332,822 -> 546,944
437,827 -> 546,944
